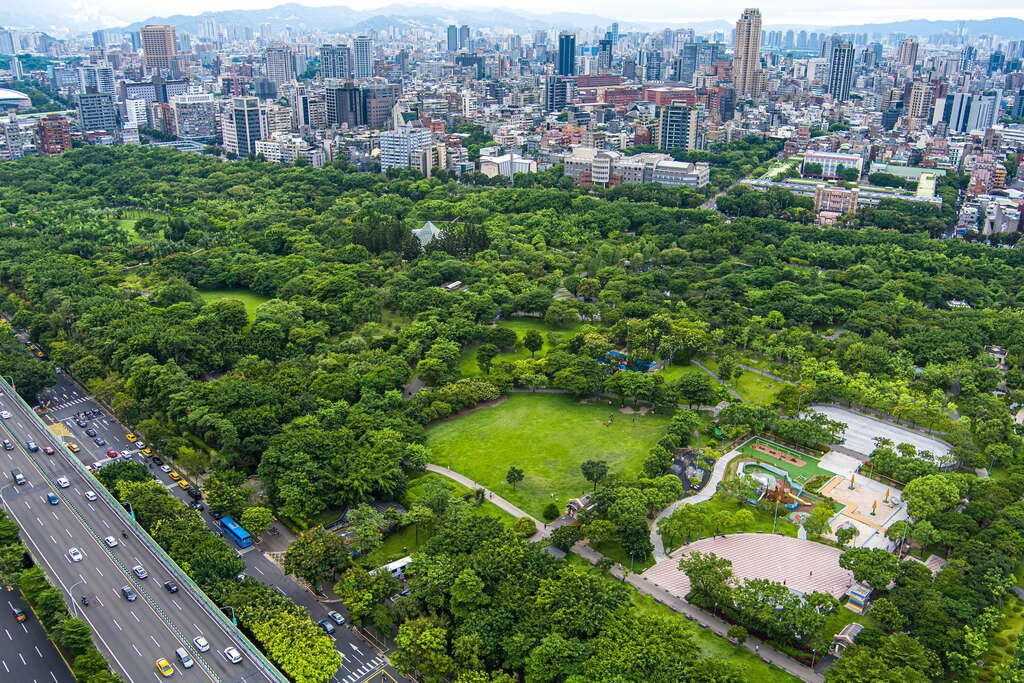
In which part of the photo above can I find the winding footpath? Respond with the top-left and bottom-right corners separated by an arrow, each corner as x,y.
424,464 -> 551,540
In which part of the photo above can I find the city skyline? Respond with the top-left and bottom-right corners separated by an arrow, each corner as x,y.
5,0 -> 1024,34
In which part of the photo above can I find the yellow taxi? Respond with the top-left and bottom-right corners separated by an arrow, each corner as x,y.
67,443 -> 80,452
141,448 -> 152,456
177,480 -> 191,490
125,433 -> 136,441
155,658 -> 174,677
168,471 -> 180,481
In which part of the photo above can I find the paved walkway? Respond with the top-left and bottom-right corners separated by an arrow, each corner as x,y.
650,449 -> 742,560
692,360 -> 742,401
572,543 -> 823,683
424,464 -> 551,539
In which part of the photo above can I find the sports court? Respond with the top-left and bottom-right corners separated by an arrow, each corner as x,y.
807,404 -> 952,462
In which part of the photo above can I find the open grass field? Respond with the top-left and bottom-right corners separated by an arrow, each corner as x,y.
701,357 -> 786,405
457,319 -> 581,377
198,289 -> 271,323
563,554 -> 799,682
658,361 -> 720,385
426,393 -> 670,518
979,574 -> 1024,682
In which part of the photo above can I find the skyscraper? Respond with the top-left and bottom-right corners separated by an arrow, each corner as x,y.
826,39 -> 854,101
655,104 -> 699,152
223,96 -> 262,157
320,44 -> 352,79
447,25 -> 459,52
353,36 -> 373,78
732,8 -> 762,97
264,45 -> 295,85
557,32 -> 576,76
896,38 -> 918,67
140,25 -> 177,71
459,25 -> 470,50
597,39 -> 613,73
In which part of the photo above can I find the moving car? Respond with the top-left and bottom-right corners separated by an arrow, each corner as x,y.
193,636 -> 210,652
103,536 -> 118,548
121,586 -> 137,601
2,440 -> 12,450
222,647 -> 243,664
159,465 -> 171,473
93,437 -> 106,446
177,480 -> 191,490
175,647 -> 194,669
11,607 -> 26,622
155,658 -> 174,678
11,469 -> 25,485
67,443 -> 79,452
163,580 -> 178,593
124,433 -> 136,441
0,410 -> 10,419
68,548 -> 83,562
168,471 -> 180,480
56,477 -> 70,488
317,619 -> 336,634
84,428 -> 97,437
75,419 -> 87,428
83,490 -> 97,501
134,441 -> 145,449
106,449 -> 117,458
46,492 -> 59,505
327,610 -> 346,625
25,440 -> 38,452
132,565 -> 148,579
43,446 -> 54,455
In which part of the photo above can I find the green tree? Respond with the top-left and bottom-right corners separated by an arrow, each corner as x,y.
678,551 -> 733,609
580,459 -> 609,491
348,504 -> 386,554
54,618 -> 95,657
836,525 -> 859,547
523,330 -> 543,358
804,504 -> 834,537
240,506 -> 275,539
727,624 -> 748,645
869,597 -> 906,632
203,473 -> 248,519
393,616 -> 456,681
249,610 -> 343,682
283,527 -> 349,590
902,474 -> 960,520
475,343 -> 499,374
839,547 -> 899,590
506,466 -> 524,489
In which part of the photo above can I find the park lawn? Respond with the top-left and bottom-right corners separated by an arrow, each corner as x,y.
818,603 -> 879,647
362,523 -> 420,568
659,361 -> 720,385
979,574 -> 1024,681
406,472 -> 516,526
661,494 -> 799,553
458,318 -> 581,377
198,289 -> 271,323
591,540 -> 656,572
701,357 -> 785,405
426,393 -> 670,518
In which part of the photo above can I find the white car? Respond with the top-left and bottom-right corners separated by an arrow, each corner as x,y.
0,411 -> 10,419
68,547 -> 83,562
132,565 -> 148,579
159,465 -> 171,473
120,450 -> 132,458
56,477 -> 70,488
134,441 -> 145,449
103,536 -> 118,548
193,636 -> 210,652
83,491 -> 97,501
221,647 -> 242,664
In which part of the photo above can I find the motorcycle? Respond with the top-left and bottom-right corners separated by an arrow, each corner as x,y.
81,596 -> 89,606
121,530 -> 128,539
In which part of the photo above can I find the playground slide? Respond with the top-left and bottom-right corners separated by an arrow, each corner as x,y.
787,492 -> 810,505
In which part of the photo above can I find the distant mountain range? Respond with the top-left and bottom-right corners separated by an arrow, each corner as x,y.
3,2 -> 1024,40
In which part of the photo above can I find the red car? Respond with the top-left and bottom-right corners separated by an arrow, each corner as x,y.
106,449 -> 118,458
43,446 -> 55,455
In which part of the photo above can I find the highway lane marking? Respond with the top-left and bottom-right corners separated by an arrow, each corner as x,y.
131,610 -> 141,623
18,652 -> 25,665
132,643 -> 141,657
51,511 -> 58,520
111,619 -> 122,632
34,645 -> 41,657
172,600 -> 182,610
252,566 -> 264,575
95,567 -> 103,577
36,517 -> 43,525
2,659 -> 8,672
100,519 -> 109,529
64,529 -> 72,538
48,535 -> 56,544
149,635 -> 159,647
3,628 -> 9,640
49,671 -> 58,682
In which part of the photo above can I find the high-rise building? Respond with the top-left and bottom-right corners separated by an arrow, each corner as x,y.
908,81 -> 933,119
826,39 -> 854,101
655,104 -> 699,152
223,96 -> 262,157
544,75 -> 573,112
946,92 -> 999,132
459,25 -> 470,50
77,91 -> 119,134
10,55 -> 23,80
321,44 -> 352,79
35,114 -> 72,156
325,81 -> 364,127
1,112 -> 25,161
76,64 -> 116,94
0,30 -> 15,55
597,39 -> 613,73
353,36 -> 373,78
959,45 -> 977,72
264,45 -> 295,85
123,98 -> 148,126
896,38 -> 918,67
673,41 -> 725,85
1012,89 -> 1024,120
140,25 -> 177,71
447,25 -> 459,52
733,8 -> 763,97
379,126 -> 433,171
171,93 -> 218,139
558,32 -> 576,76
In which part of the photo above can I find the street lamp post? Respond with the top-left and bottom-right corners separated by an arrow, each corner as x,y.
68,578 -> 85,617
121,500 -> 135,520
222,605 -> 237,625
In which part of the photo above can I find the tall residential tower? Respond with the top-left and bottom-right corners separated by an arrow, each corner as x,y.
732,8 -> 762,97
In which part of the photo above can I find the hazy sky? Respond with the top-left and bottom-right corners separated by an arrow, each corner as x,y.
40,0 -> 1024,29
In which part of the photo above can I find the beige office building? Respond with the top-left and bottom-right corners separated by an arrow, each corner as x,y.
733,8 -> 763,97
140,25 -> 177,71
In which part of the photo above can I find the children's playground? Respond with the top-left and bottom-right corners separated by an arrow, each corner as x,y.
729,436 -> 908,549
600,350 -> 655,373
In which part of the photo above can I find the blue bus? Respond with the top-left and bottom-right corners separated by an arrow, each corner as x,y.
220,516 -> 252,548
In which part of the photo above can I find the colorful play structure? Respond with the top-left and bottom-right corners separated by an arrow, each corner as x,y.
600,350 -> 655,373
845,583 -> 872,614
742,462 -> 808,511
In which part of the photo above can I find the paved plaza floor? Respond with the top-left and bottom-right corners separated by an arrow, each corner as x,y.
808,404 -> 952,460
643,533 -> 854,599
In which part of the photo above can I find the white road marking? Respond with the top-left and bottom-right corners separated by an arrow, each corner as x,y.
132,643 -> 141,657
34,646 -> 41,657
130,611 -> 140,623
96,567 -> 104,577
252,566 -> 265,575
18,652 -> 25,665
112,619 -> 122,632
48,535 -> 56,544
149,635 -> 159,647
